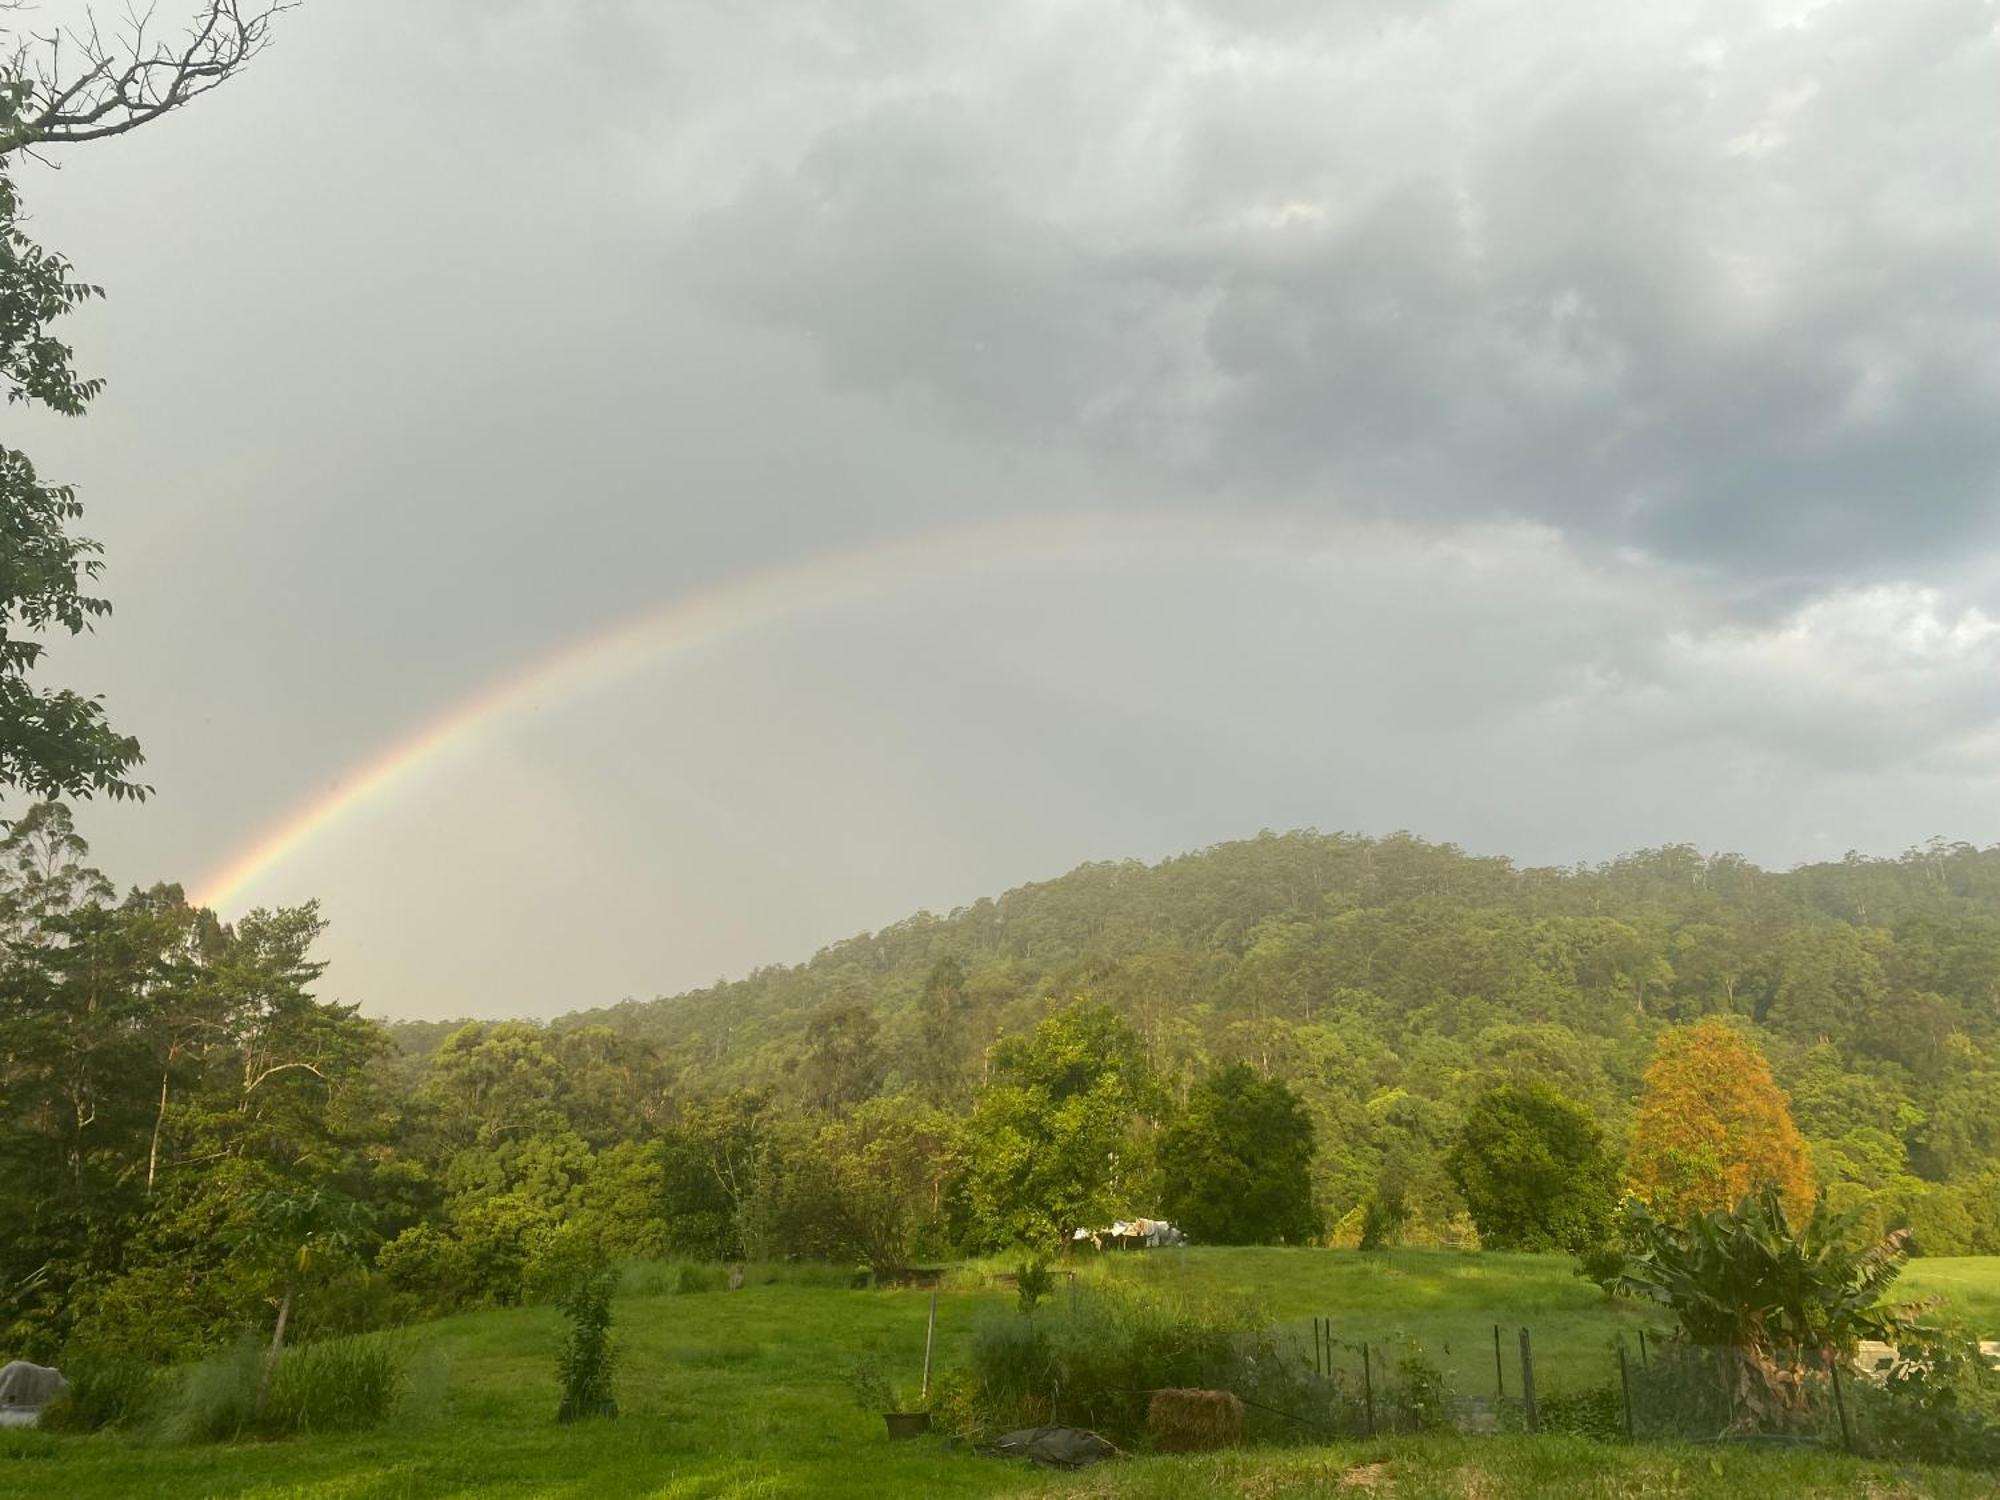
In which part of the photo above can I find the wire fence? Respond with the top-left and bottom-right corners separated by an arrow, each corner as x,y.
1278,1317 -> 2000,1465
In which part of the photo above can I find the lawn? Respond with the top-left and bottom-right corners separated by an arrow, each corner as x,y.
6,1249 -> 1996,1499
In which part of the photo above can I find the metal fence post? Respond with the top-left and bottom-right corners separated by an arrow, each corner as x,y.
1617,1342 -> 1635,1442
1362,1342 -> 1375,1436
1519,1328 -> 1539,1434
1830,1359 -> 1853,1453
1637,1327 -> 1648,1368
1493,1322 -> 1504,1397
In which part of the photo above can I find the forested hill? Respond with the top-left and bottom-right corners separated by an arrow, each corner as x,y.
411,828 -> 2000,1245
549,829 -> 2000,1087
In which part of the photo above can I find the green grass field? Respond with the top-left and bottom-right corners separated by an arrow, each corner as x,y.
6,1250 -> 1997,1499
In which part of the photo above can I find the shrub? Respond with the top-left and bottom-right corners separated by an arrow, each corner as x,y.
151,1335 -> 403,1443
264,1337 -> 402,1435
154,1339 -> 263,1444
847,1357 -> 907,1413
535,1230 -> 618,1423
1391,1342 -> 1451,1432
1537,1383 -> 1624,1440
967,1282 -> 1240,1444
375,1224 -> 476,1315
1852,1322 -> 2000,1469
37,1347 -> 166,1433
1015,1258 -> 1054,1315
674,1260 -> 725,1294
1147,1388 -> 1244,1452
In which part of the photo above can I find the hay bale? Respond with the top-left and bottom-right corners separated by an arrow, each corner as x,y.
1146,1387 -> 1244,1453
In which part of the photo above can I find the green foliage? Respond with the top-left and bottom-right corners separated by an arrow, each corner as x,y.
959,1002 -> 1161,1251
0,142 -> 144,806
966,1281 -> 1241,1443
1447,1082 -> 1619,1253
535,1229 -> 618,1424
1615,1188 -> 1909,1354
264,1337 -> 403,1436
1160,1064 -> 1319,1245
815,1095 -> 954,1273
36,1347 -> 166,1433
1535,1383 -> 1624,1440
1013,1257 -> 1054,1315
145,1335 -> 401,1444
846,1357 -> 901,1413
1852,1320 -> 2000,1468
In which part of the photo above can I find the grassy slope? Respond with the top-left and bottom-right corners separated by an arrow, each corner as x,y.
8,1250 -> 1997,1500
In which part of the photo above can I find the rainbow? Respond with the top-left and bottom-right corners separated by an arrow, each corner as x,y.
193,510 -> 1309,913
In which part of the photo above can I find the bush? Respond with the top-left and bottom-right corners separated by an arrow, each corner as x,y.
154,1339 -> 264,1444
969,1283 -> 1231,1442
265,1337 -> 402,1435
1537,1383 -> 1624,1440
534,1230 -> 618,1423
150,1335 -> 403,1444
37,1347 -> 166,1433
1852,1323 -> 2000,1469
375,1224 -> 476,1315
1014,1258 -> 1054,1315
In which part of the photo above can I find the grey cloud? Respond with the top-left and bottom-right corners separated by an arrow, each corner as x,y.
17,0 -> 2000,1019
678,0 -> 2000,583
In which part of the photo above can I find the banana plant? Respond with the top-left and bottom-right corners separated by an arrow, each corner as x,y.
1613,1187 -> 1911,1430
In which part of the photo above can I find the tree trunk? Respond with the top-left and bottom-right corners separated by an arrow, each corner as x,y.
146,1067 -> 169,1197
255,1282 -> 295,1416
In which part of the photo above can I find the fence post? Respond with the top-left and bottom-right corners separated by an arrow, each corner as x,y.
1493,1323 -> 1504,1397
1315,1316 -> 1324,1376
921,1291 -> 938,1404
1362,1342 -> 1375,1436
1830,1359 -> 1853,1453
1519,1328 -> 1539,1434
1637,1327 -> 1648,1368
1617,1342 -> 1635,1442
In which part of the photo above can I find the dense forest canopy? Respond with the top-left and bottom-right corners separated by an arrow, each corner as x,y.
5,820 -> 2000,1363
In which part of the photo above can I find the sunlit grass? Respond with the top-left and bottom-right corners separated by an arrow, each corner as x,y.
14,1247 -> 1997,1498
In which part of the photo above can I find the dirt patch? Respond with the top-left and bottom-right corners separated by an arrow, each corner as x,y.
1339,1461 -> 1394,1492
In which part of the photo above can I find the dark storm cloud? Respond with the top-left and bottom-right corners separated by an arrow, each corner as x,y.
681,0 -> 2000,582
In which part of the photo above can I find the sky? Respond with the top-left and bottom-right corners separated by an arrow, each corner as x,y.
10,0 -> 2000,1020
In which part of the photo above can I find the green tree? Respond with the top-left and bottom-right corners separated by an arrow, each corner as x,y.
1445,1081 -> 1619,1252
0,146 -> 144,805
916,955 -> 969,1103
1158,1064 -> 1318,1244
960,1002 -> 1159,1250
817,1094 -> 954,1274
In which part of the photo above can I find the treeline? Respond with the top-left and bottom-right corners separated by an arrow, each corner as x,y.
5,816 -> 2000,1367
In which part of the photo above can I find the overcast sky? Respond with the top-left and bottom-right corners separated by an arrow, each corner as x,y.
13,0 -> 2000,1019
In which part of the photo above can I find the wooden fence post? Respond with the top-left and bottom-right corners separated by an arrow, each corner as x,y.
1519,1328 -> 1539,1434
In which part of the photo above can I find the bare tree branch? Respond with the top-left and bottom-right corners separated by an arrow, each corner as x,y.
2,1 -> 296,154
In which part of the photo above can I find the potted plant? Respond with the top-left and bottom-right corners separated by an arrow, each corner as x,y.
850,1359 -> 929,1439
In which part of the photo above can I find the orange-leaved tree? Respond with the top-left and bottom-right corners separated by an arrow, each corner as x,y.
1626,1019 -> 1814,1222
